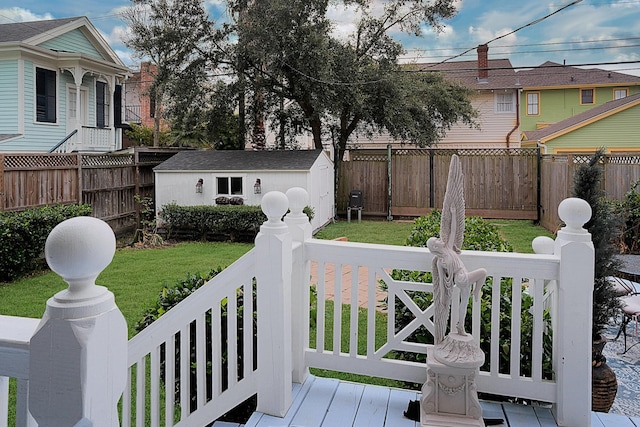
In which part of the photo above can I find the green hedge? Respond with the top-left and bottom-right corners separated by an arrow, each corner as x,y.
160,204 -> 267,242
159,203 -> 314,242
0,204 -> 93,282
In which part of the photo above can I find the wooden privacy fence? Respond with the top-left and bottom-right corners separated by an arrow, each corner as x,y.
339,148 -> 640,232
0,148 -> 177,234
339,148 -> 540,221
539,152 -> 640,231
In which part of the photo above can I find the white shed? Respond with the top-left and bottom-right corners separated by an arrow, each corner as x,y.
154,149 -> 335,231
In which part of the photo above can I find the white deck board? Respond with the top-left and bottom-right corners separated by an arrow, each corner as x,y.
245,375 -> 639,427
385,389 -> 419,427
321,381 -> 365,426
351,384 -> 390,427
593,412 -> 638,427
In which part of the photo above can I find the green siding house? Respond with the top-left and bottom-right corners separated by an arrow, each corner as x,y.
517,62 -> 640,133
0,17 -> 130,153
521,93 -> 640,154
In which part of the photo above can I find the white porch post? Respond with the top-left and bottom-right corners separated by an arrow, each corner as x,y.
256,191 -> 293,416
28,217 -> 127,427
284,187 -> 312,384
553,198 -> 594,427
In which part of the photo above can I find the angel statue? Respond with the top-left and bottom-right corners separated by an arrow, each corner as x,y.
428,155 -> 486,345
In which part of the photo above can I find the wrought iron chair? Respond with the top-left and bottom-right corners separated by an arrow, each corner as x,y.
610,276 -> 640,354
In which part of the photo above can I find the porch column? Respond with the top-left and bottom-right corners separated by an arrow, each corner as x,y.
256,191 -> 293,417
74,66 -> 82,140
29,217 -> 127,427
553,198 -> 594,427
284,187 -> 312,384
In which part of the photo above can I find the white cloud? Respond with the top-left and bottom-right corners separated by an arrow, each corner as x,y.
0,7 -> 54,23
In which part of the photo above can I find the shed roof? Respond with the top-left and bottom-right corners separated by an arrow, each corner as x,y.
154,149 -> 327,172
0,17 -> 81,43
522,92 -> 640,142
516,61 -> 640,88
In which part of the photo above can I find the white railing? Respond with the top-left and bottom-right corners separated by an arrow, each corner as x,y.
0,316 -> 39,427
0,190 -> 594,427
81,127 -> 117,152
122,249 -> 259,427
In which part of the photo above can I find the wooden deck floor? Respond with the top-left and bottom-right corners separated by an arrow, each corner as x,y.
238,375 -> 640,427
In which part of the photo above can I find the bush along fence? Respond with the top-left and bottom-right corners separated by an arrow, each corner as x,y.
0,204 -> 92,282
338,148 -> 640,232
0,148 -> 179,235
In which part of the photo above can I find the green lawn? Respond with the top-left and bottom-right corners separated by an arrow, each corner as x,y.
316,218 -> 554,253
0,242 -> 252,337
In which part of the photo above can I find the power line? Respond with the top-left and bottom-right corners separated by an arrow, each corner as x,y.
426,0 -> 584,67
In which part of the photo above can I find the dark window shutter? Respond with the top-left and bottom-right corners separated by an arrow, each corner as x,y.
36,68 -> 56,123
114,85 -> 122,126
96,81 -> 106,128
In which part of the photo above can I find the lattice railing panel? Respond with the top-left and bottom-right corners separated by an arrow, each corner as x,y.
3,154 -> 78,170
82,154 -> 134,168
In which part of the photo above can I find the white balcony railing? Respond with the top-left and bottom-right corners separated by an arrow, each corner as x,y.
0,190 -> 594,427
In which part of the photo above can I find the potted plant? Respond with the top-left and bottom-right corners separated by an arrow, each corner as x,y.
571,148 -> 622,412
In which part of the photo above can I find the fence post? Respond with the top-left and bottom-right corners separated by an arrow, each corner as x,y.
553,197 -> 594,427
256,191 -> 293,416
284,187 -> 312,384
28,216 -> 127,427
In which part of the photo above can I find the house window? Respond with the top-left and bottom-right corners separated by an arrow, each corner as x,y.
581,89 -> 595,105
495,92 -> 514,113
216,177 -> 243,195
614,88 -> 628,100
36,67 -> 56,123
96,81 -> 109,128
527,92 -> 539,115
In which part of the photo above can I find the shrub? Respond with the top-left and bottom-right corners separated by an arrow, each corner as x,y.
159,203 -> 314,242
384,211 -> 553,379
616,178 -> 640,254
0,204 -> 92,282
571,149 -> 622,339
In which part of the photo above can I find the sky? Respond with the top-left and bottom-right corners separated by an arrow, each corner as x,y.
1,0 -> 639,76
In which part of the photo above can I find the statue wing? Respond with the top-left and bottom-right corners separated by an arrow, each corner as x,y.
440,154 -> 465,252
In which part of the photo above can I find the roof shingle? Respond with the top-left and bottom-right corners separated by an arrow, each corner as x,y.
0,17 -> 82,43
154,150 -> 326,172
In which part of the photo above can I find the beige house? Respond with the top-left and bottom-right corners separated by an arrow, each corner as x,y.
348,45 -> 522,151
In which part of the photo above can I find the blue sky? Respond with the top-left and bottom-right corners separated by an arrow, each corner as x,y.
2,0 -> 639,76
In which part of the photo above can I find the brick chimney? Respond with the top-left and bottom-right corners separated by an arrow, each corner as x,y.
477,44 -> 489,79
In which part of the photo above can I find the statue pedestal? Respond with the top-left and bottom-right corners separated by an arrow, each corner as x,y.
421,333 -> 485,427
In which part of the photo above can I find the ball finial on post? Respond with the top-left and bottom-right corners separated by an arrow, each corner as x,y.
558,197 -> 592,234
261,191 -> 289,228
45,216 -> 116,302
286,187 -> 309,218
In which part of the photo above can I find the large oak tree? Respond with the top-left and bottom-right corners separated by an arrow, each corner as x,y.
231,0 -> 477,162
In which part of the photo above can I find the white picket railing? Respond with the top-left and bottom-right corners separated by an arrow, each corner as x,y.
0,190 -> 594,427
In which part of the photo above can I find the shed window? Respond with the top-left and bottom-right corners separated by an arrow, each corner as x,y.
36,67 -> 56,123
217,177 -> 243,195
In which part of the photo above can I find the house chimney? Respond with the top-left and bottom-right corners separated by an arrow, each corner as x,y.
477,44 -> 489,79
